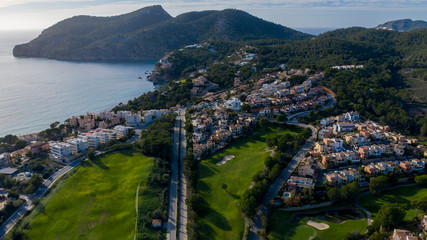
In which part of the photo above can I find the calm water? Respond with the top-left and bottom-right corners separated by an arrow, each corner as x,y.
0,30 -> 155,137
295,28 -> 336,35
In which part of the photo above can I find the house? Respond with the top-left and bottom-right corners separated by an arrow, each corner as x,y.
422,215 -> 427,231
364,163 -> 378,176
344,112 -> 360,122
394,144 -> 406,156
333,123 -> 356,133
323,138 -> 343,152
117,111 -> 131,119
400,161 -> 415,174
287,176 -> 315,191
114,125 -> 129,138
152,219 -> 162,228
223,98 -> 242,111
325,168 -> 364,186
99,111 -> 114,120
66,138 -> 88,154
49,142 -> 73,159
0,153 -> 11,166
126,114 -> 141,126
85,135 -> 100,148
298,158 -> 318,178
392,229 -> 417,240
359,146 -> 369,159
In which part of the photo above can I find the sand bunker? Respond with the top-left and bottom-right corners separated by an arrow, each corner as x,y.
306,220 -> 329,230
216,155 -> 235,165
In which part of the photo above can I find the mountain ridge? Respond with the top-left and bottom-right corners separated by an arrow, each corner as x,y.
13,6 -> 311,60
375,19 -> 427,32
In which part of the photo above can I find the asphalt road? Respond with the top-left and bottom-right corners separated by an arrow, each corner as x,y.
177,111 -> 188,240
166,110 -> 185,240
248,123 -> 317,240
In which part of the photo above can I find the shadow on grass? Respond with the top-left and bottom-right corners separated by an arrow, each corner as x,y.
225,189 -> 240,200
198,164 -> 219,179
204,207 -> 232,231
197,180 -> 211,192
89,157 -> 109,170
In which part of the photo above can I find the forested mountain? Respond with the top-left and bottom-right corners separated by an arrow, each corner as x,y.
13,6 -> 310,60
376,19 -> 427,32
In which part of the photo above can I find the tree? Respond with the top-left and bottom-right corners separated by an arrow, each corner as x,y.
412,197 -> 427,213
345,231 -> 363,240
327,187 -> 340,201
337,182 -> 360,201
3,134 -> 18,144
7,191 -> 19,199
276,114 -> 287,122
369,175 -> 390,195
222,184 -> 228,191
188,194 -> 208,216
259,118 -> 268,127
415,174 -> 427,186
14,140 -> 28,149
375,203 -> 406,230
88,151 -> 95,160
25,151 -> 33,158
266,137 -> 278,148
241,104 -> 251,113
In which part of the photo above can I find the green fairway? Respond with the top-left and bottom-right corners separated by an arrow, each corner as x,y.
24,151 -> 154,240
197,125 -> 301,240
268,209 -> 367,240
359,185 -> 427,220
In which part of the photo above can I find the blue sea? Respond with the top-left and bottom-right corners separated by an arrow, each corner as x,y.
295,28 -> 336,35
0,30 -> 156,137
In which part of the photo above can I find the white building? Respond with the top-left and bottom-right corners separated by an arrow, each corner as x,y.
97,132 -> 110,144
223,98 -> 242,111
66,138 -> 88,154
126,114 -> 141,126
114,125 -> 129,139
50,142 -> 73,159
117,111 -> 131,119
143,110 -> 169,123
99,111 -> 114,120
85,135 -> 100,149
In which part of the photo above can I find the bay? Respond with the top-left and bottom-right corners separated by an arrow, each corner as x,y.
0,30 -> 155,137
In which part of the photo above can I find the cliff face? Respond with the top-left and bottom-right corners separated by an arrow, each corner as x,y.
13,6 -> 311,61
375,19 -> 427,32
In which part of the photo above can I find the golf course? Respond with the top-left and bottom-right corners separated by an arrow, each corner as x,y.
23,151 -> 154,239
197,124 -> 302,240
359,184 -> 427,221
268,208 -> 367,240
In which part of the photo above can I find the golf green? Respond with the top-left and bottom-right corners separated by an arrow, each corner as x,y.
197,125 -> 301,240
24,151 -> 153,239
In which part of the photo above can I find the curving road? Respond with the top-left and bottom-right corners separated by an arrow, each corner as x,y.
248,122 -> 317,240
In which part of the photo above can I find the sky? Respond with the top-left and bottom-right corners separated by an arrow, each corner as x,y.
0,0 -> 426,30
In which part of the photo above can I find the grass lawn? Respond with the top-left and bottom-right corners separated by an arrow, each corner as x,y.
359,185 -> 427,220
268,209 -> 367,240
23,151 -> 154,240
197,124 -> 302,240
